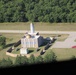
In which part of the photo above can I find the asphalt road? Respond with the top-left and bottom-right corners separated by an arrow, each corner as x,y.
0,30 -> 76,34
51,33 -> 76,48
0,30 -> 76,48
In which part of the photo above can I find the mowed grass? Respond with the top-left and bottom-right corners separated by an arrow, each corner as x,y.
0,33 -> 23,63
0,33 -> 70,62
0,33 -> 45,62
0,22 -> 76,63
3,33 -> 23,44
41,34 -> 69,41
45,48 -> 76,61
0,22 -> 76,31
0,47 -> 16,63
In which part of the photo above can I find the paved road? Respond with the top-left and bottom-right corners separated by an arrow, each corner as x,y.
51,33 -> 76,48
0,30 -> 76,34
0,30 -> 76,48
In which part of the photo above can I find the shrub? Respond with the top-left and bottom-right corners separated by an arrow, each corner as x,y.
35,55 -> 43,64
0,36 -> 6,50
43,51 -> 57,63
0,58 -> 13,68
14,55 -> 28,66
28,54 -> 35,64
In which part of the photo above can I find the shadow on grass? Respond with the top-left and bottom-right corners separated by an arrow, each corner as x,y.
5,43 -> 15,48
45,45 -> 51,50
28,50 -> 34,54
44,39 -> 57,50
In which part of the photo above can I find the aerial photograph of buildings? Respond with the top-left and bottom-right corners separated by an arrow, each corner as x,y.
0,0 -> 76,70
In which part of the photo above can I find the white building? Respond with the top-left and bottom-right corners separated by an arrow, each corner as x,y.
20,23 -> 44,55
20,48 -> 28,55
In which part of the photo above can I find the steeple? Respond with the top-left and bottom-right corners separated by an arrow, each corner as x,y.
30,23 -> 34,34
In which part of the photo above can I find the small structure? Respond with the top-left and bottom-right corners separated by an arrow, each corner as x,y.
20,48 -> 28,55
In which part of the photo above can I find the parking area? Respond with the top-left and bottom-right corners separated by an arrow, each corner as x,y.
51,33 -> 76,48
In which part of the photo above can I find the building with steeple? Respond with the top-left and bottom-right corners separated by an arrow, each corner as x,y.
20,23 -> 44,55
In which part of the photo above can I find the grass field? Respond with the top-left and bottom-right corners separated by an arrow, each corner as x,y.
0,22 -> 76,31
0,33 -> 70,63
12,50 -> 20,54
0,33 -> 23,63
0,47 -> 16,63
75,39 -> 76,42
42,48 -> 76,61
1,33 -> 69,44
0,22 -> 76,63
51,48 -> 76,61
41,34 -> 69,41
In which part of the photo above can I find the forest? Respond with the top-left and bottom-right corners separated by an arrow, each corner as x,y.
0,0 -> 76,22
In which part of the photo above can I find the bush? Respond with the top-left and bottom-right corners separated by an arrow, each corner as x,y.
35,55 -> 43,64
0,58 -> 13,68
28,54 -> 35,64
0,36 -> 6,49
43,51 -> 57,63
14,55 -> 28,66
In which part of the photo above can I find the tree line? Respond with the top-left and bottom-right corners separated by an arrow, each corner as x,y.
0,51 -> 56,68
0,0 -> 76,23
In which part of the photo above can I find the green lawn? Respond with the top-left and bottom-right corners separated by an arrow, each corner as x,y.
0,47 -> 16,63
41,34 -> 69,41
44,48 -> 76,61
0,33 -> 70,63
3,33 -> 23,44
0,33 -> 23,63
0,33 -> 46,62
12,47 -> 36,54
74,39 -> 76,42
0,22 -> 76,63
12,50 -> 20,54
0,22 -> 76,31
0,36 -> 76,62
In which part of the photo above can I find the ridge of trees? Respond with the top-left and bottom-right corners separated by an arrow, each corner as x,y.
0,0 -> 76,23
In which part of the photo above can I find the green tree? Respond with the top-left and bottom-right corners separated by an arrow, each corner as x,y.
35,55 -> 43,64
0,0 -> 76,22
20,56 -> 28,65
14,56 -> 22,65
28,54 -> 35,64
14,55 -> 28,66
0,36 -> 6,49
71,55 -> 75,60
0,58 -> 13,68
43,51 -> 57,63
